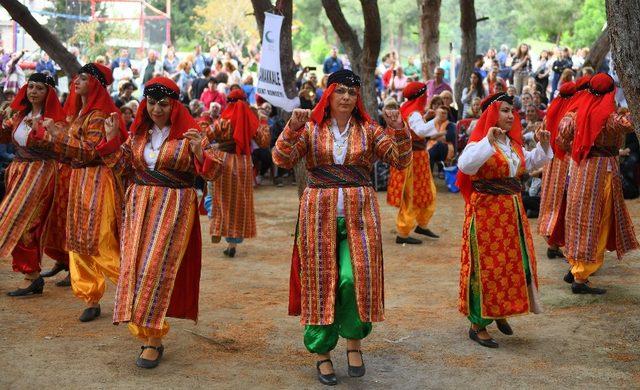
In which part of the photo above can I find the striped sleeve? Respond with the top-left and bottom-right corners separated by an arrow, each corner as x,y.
49,111 -> 107,163
253,119 -> 271,148
272,121 -> 309,169
373,122 -> 412,169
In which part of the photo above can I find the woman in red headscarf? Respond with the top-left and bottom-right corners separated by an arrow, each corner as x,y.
0,73 -> 68,296
96,76 -> 224,369
537,81 -> 577,259
563,73 -> 639,294
203,88 -> 270,257
272,69 -> 411,386
456,93 -> 553,348
387,81 -> 439,244
28,63 -> 125,322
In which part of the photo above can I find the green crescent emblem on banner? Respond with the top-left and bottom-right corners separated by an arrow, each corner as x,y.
265,31 -> 274,43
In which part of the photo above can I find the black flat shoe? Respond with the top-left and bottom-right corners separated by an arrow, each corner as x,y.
547,248 -> 565,259
414,226 -> 439,239
41,263 -> 68,278
55,273 -> 71,287
136,345 -> 164,369
79,306 -> 101,322
347,349 -> 366,377
223,247 -> 236,258
572,282 -> 606,295
496,319 -> 513,335
469,327 -> 499,348
316,359 -> 338,386
7,277 -> 44,297
396,236 -> 422,245
563,270 -> 574,284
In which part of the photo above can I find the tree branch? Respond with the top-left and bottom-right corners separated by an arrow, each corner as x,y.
321,0 -> 362,61
0,0 -> 80,76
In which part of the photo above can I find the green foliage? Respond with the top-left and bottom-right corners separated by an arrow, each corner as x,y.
310,36 -> 331,64
561,0 -> 606,48
68,21 -> 136,60
148,0 -> 203,49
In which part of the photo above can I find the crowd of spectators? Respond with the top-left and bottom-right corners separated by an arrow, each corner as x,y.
1,42 -> 639,201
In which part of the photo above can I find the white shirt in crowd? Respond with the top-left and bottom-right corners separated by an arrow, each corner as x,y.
458,136 -> 553,177
144,124 -> 170,169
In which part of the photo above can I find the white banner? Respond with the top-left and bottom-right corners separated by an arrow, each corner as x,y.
256,13 -> 299,112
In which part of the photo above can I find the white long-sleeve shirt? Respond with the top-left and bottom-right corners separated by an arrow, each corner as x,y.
408,112 -> 439,138
458,136 -> 553,177
13,113 -> 39,147
143,124 -> 170,169
330,118 -> 351,217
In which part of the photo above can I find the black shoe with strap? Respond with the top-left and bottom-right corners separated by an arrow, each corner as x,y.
41,263 -> 68,278
572,281 -> 606,295
136,345 -> 164,369
563,270 -> 574,284
223,247 -> 236,258
316,359 -> 338,386
346,350 -> 366,377
79,305 -> 101,322
396,236 -> 422,245
414,226 -> 439,239
547,247 -> 565,259
7,277 -> 44,297
56,273 -> 71,287
468,327 -> 499,348
495,319 -> 513,335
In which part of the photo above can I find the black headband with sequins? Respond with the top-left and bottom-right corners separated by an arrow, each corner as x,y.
143,83 -> 180,100
481,93 -> 513,112
78,64 -> 108,87
28,73 -> 56,88
405,85 -> 427,101
327,69 -> 361,88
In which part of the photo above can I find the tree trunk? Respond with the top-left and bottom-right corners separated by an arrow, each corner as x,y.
418,0 -> 441,81
455,0 -> 476,109
0,0 -> 80,76
250,0 -> 296,100
322,0 -> 381,120
584,27 -> 610,72
607,0 -> 640,140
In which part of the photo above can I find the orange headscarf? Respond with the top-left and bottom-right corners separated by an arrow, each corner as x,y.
570,72 -> 617,163
456,93 -> 524,203
400,82 -> 427,120
63,63 -> 127,141
544,81 -> 576,158
11,73 -> 66,123
130,76 -> 198,140
310,69 -> 372,125
221,89 -> 259,155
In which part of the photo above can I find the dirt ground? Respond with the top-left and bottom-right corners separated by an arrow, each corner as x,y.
1,181 -> 639,389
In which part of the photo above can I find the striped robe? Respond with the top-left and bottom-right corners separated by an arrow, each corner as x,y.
28,110 -> 123,256
273,119 -> 412,325
537,112 -> 575,243
205,118 -> 270,239
0,112 -> 62,262
564,113 -> 639,262
99,132 -> 223,329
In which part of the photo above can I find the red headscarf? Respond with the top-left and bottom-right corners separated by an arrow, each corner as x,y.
63,63 -> 127,140
310,83 -> 373,125
456,93 -> 524,203
220,89 -> 259,155
130,77 -> 198,140
400,82 -> 427,120
570,72 -> 617,163
544,81 -> 576,158
11,73 -> 66,122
